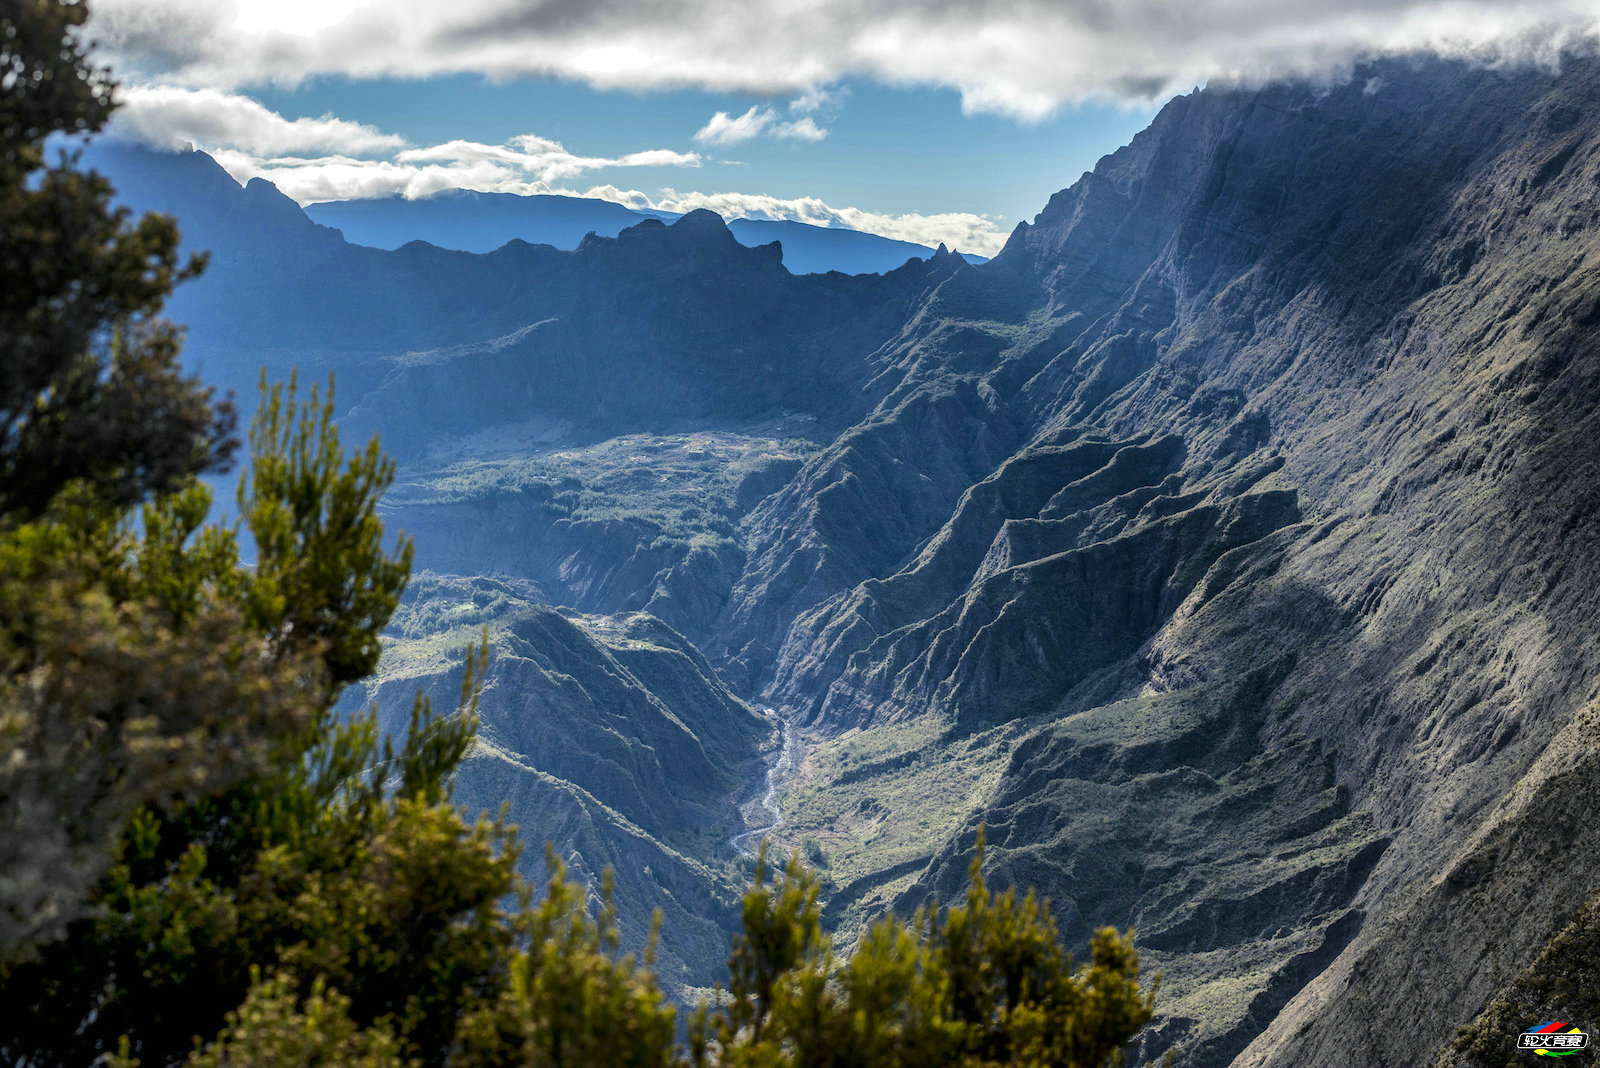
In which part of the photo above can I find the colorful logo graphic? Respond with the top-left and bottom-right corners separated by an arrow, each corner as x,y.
1519,1023 -> 1590,1056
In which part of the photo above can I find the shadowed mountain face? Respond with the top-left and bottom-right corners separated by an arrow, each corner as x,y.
87,54 -> 1600,1064
84,143 -> 962,439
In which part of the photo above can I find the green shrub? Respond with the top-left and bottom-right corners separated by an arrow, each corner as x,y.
692,840 -> 1155,1068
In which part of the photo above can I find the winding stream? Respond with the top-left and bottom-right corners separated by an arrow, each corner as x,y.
732,709 -> 803,855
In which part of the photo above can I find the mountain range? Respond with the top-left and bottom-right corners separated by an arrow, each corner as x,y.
87,143 -> 985,276
84,54 -> 1600,1066
302,189 -> 989,274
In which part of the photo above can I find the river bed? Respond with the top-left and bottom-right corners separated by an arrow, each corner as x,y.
731,709 -> 805,854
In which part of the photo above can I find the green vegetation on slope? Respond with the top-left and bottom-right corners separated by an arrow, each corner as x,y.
777,715 -> 1021,929
770,672 -> 1385,1068
390,427 -> 819,551
383,427 -> 822,643
1435,881 -> 1600,1067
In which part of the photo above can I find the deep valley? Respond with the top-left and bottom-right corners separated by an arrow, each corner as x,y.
91,52 -> 1600,1066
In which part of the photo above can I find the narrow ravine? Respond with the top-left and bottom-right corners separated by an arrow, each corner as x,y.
731,708 -> 805,854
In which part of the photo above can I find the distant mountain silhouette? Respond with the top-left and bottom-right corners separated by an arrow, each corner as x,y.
303,187 -> 987,274
85,142 -> 986,277
304,189 -> 665,256
719,217 -> 987,274
76,141 -> 959,442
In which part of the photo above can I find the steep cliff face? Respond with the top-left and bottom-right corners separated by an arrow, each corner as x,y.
89,54 -> 1600,1064
743,56 -> 1600,1066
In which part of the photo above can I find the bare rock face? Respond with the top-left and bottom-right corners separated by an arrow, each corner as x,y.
721,54 -> 1600,1065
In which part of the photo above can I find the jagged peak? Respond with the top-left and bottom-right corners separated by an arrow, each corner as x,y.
572,207 -> 781,272
243,175 -> 284,194
669,208 -> 735,238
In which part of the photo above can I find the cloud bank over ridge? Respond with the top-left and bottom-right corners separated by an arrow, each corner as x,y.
93,1 -> 1600,257
203,150 -> 1008,255
90,0 -> 1600,118
107,87 -> 1010,255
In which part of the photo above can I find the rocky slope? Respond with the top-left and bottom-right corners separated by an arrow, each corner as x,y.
343,573 -> 771,991
745,56 -> 1600,1066
89,53 -> 1600,1064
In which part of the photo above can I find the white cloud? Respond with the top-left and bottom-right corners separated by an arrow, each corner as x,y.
694,91 -> 836,145
510,134 -> 565,155
648,188 -> 1007,255
694,106 -> 777,145
395,140 -> 527,166
110,85 -> 405,155
106,90 -> 703,203
618,148 -> 703,167
88,0 -> 1600,117
788,85 -> 845,115
209,150 -> 533,202
579,184 -> 658,212
387,137 -> 700,182
771,117 -> 827,141
211,144 -> 701,203
197,147 -> 1006,254
98,54 -> 1010,256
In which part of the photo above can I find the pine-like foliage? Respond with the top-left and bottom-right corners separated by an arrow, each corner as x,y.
0,0 -> 231,523
693,838 -> 1154,1068
1,0 -> 247,960
0,371 -> 504,1065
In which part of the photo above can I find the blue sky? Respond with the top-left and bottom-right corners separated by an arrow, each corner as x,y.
85,0 -> 1595,255
244,75 -> 1157,235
